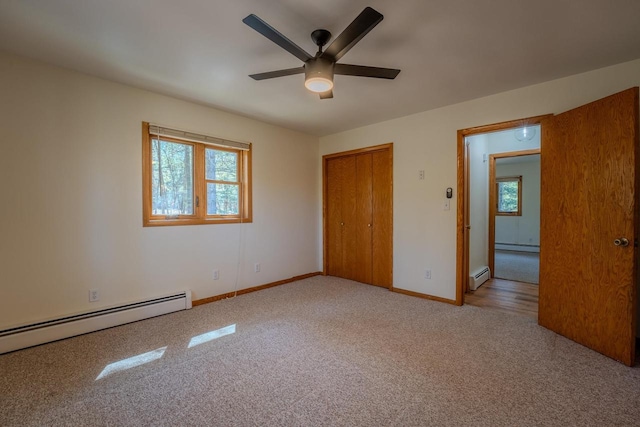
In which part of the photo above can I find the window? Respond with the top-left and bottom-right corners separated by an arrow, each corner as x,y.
142,122 -> 252,226
496,176 -> 522,216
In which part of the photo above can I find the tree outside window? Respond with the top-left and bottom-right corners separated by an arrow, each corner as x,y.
496,176 -> 522,216
142,122 -> 252,226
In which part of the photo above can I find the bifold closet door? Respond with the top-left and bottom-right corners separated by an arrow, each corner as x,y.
324,145 -> 392,288
326,155 -> 356,280
371,149 -> 392,288
354,153 -> 373,284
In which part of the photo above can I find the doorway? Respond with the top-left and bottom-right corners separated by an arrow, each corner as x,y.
461,123 -> 543,317
489,151 -> 541,285
457,87 -> 639,366
456,115 -> 549,306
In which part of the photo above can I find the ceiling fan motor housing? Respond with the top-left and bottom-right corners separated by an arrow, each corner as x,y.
304,57 -> 335,92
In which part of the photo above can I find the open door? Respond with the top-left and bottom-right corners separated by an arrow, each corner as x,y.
539,87 -> 639,366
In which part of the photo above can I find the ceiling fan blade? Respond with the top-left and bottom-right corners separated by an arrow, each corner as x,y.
243,14 -> 313,62
322,7 -> 383,62
334,64 -> 400,79
319,90 -> 334,99
249,67 -> 305,81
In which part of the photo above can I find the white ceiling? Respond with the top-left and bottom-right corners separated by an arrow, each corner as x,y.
1,0 -> 640,136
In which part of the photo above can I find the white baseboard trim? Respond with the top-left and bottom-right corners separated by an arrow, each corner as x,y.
495,243 -> 540,253
0,291 -> 191,354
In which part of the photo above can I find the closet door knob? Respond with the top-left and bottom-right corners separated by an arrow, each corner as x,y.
614,237 -> 629,247
340,222 -> 344,226
367,224 -> 371,227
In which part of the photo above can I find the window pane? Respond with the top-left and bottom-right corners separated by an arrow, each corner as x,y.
498,181 -> 518,213
207,183 -> 239,215
151,139 -> 193,215
206,148 -> 238,182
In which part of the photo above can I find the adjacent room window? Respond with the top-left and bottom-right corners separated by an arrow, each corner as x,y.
142,122 -> 252,226
496,176 -> 522,216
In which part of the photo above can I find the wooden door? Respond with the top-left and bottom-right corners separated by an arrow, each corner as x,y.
372,149 -> 393,287
539,87 -> 638,366
355,153 -> 373,284
326,155 -> 356,279
323,144 -> 393,288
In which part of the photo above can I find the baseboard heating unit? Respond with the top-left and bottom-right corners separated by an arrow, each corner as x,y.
0,290 -> 192,354
469,267 -> 490,291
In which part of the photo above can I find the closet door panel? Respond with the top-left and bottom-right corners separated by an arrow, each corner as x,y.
341,155 -> 358,280
372,149 -> 393,288
355,153 -> 373,284
326,157 -> 345,277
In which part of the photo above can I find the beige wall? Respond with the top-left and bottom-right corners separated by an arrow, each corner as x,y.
319,58 -> 640,302
0,52 -> 321,329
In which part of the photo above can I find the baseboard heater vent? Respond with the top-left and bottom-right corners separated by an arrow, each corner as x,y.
469,267 -> 490,291
0,290 -> 192,354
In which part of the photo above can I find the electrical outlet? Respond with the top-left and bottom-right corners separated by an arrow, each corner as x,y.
89,289 -> 100,302
254,263 -> 261,273
418,170 -> 425,180
425,270 -> 431,280
213,269 -> 219,280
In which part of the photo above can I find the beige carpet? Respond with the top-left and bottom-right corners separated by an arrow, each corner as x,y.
1,276 -> 639,426
494,250 -> 539,284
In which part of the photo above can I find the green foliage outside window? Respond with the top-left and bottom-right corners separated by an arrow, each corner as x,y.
497,177 -> 521,215
206,148 -> 240,215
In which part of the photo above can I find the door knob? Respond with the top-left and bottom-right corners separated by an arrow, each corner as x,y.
614,238 -> 629,247
367,224 -> 371,227
340,222 -> 344,226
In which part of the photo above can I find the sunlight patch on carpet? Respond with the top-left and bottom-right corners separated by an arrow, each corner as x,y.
96,347 -> 167,380
188,324 -> 236,348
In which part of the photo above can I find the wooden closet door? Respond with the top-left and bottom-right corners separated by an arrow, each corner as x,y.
324,144 -> 393,288
355,153 -> 373,284
372,149 -> 392,288
341,156 -> 357,280
326,156 -> 356,279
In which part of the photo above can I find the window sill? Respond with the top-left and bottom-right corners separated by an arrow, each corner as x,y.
143,217 -> 253,227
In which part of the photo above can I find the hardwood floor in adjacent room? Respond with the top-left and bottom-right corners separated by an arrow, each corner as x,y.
465,278 -> 538,320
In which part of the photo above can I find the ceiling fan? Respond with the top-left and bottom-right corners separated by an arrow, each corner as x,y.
243,7 -> 401,99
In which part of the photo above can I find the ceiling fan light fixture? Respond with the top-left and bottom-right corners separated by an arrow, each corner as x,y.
305,76 -> 333,93
304,58 -> 334,93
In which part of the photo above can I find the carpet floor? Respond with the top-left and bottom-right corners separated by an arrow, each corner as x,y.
494,250 -> 539,284
1,276 -> 639,426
